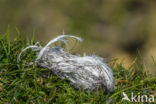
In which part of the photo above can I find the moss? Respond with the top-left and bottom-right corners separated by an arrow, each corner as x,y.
0,31 -> 155,104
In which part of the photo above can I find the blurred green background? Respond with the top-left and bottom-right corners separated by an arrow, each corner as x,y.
0,0 -> 156,74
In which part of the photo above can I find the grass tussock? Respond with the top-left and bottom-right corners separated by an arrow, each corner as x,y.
0,30 -> 156,104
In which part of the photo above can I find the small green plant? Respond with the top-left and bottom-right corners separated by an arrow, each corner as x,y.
0,30 -> 155,104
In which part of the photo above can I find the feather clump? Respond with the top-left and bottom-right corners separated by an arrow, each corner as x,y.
18,35 -> 114,92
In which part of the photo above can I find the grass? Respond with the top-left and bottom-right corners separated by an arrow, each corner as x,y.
0,30 -> 156,104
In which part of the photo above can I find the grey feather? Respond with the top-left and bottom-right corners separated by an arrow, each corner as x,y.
18,35 -> 114,92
